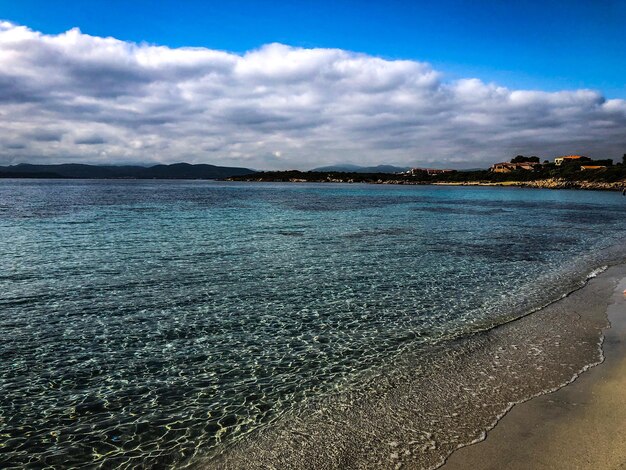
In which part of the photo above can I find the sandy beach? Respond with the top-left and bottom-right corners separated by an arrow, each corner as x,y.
442,269 -> 626,470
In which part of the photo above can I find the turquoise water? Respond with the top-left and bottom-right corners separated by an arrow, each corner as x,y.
1,180 -> 625,468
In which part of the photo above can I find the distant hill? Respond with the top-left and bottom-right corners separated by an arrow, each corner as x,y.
311,164 -> 411,173
0,163 -> 255,179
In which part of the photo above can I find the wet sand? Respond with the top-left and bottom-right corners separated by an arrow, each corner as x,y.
201,265 -> 625,469
442,270 -> 626,470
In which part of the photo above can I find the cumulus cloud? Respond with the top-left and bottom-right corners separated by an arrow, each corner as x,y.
0,21 -> 625,169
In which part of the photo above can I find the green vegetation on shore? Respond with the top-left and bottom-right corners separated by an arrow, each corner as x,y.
228,157 -> 626,189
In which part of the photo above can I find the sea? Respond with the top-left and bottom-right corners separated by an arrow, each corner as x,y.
1,179 -> 626,468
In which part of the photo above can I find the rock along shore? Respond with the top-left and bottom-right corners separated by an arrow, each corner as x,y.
433,178 -> 626,191
231,176 -> 626,191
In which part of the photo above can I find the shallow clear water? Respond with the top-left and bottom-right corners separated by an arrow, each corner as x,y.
1,180 -> 625,468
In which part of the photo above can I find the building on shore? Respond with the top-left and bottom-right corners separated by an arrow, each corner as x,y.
490,162 -> 541,173
554,155 -> 590,166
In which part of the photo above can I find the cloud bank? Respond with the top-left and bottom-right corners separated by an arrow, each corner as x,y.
1,21 -> 625,169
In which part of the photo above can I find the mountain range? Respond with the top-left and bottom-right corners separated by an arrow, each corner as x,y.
0,163 -> 255,179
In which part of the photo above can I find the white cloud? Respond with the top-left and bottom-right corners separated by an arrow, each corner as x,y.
0,21 -> 625,169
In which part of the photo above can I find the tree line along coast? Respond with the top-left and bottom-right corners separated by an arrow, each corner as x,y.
229,154 -> 626,191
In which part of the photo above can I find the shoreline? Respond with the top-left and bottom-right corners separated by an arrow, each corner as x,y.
228,177 -> 626,192
441,268 -> 626,470
199,264 -> 626,469
3,176 -> 626,191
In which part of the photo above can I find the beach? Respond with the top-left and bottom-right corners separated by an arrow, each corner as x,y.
204,264 -> 626,469
443,267 -> 626,470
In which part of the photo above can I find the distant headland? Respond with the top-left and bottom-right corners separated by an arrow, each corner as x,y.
228,154 -> 626,191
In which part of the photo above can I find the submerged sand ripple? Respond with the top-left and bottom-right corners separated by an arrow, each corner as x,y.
203,265 -> 624,469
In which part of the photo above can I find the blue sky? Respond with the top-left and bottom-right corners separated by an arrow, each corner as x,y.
0,1 -> 625,168
2,0 -> 625,98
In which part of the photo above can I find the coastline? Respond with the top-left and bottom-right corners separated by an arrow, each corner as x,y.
228,177 -> 626,191
441,268 -> 626,470
199,264 -> 626,469
3,176 -> 625,191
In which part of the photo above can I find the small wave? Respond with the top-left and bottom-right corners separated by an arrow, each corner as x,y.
587,265 -> 608,280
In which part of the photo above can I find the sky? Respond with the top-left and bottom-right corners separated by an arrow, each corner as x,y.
0,0 -> 625,169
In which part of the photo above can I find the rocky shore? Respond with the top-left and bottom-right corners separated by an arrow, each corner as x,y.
230,175 -> 626,191
434,178 -> 626,191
